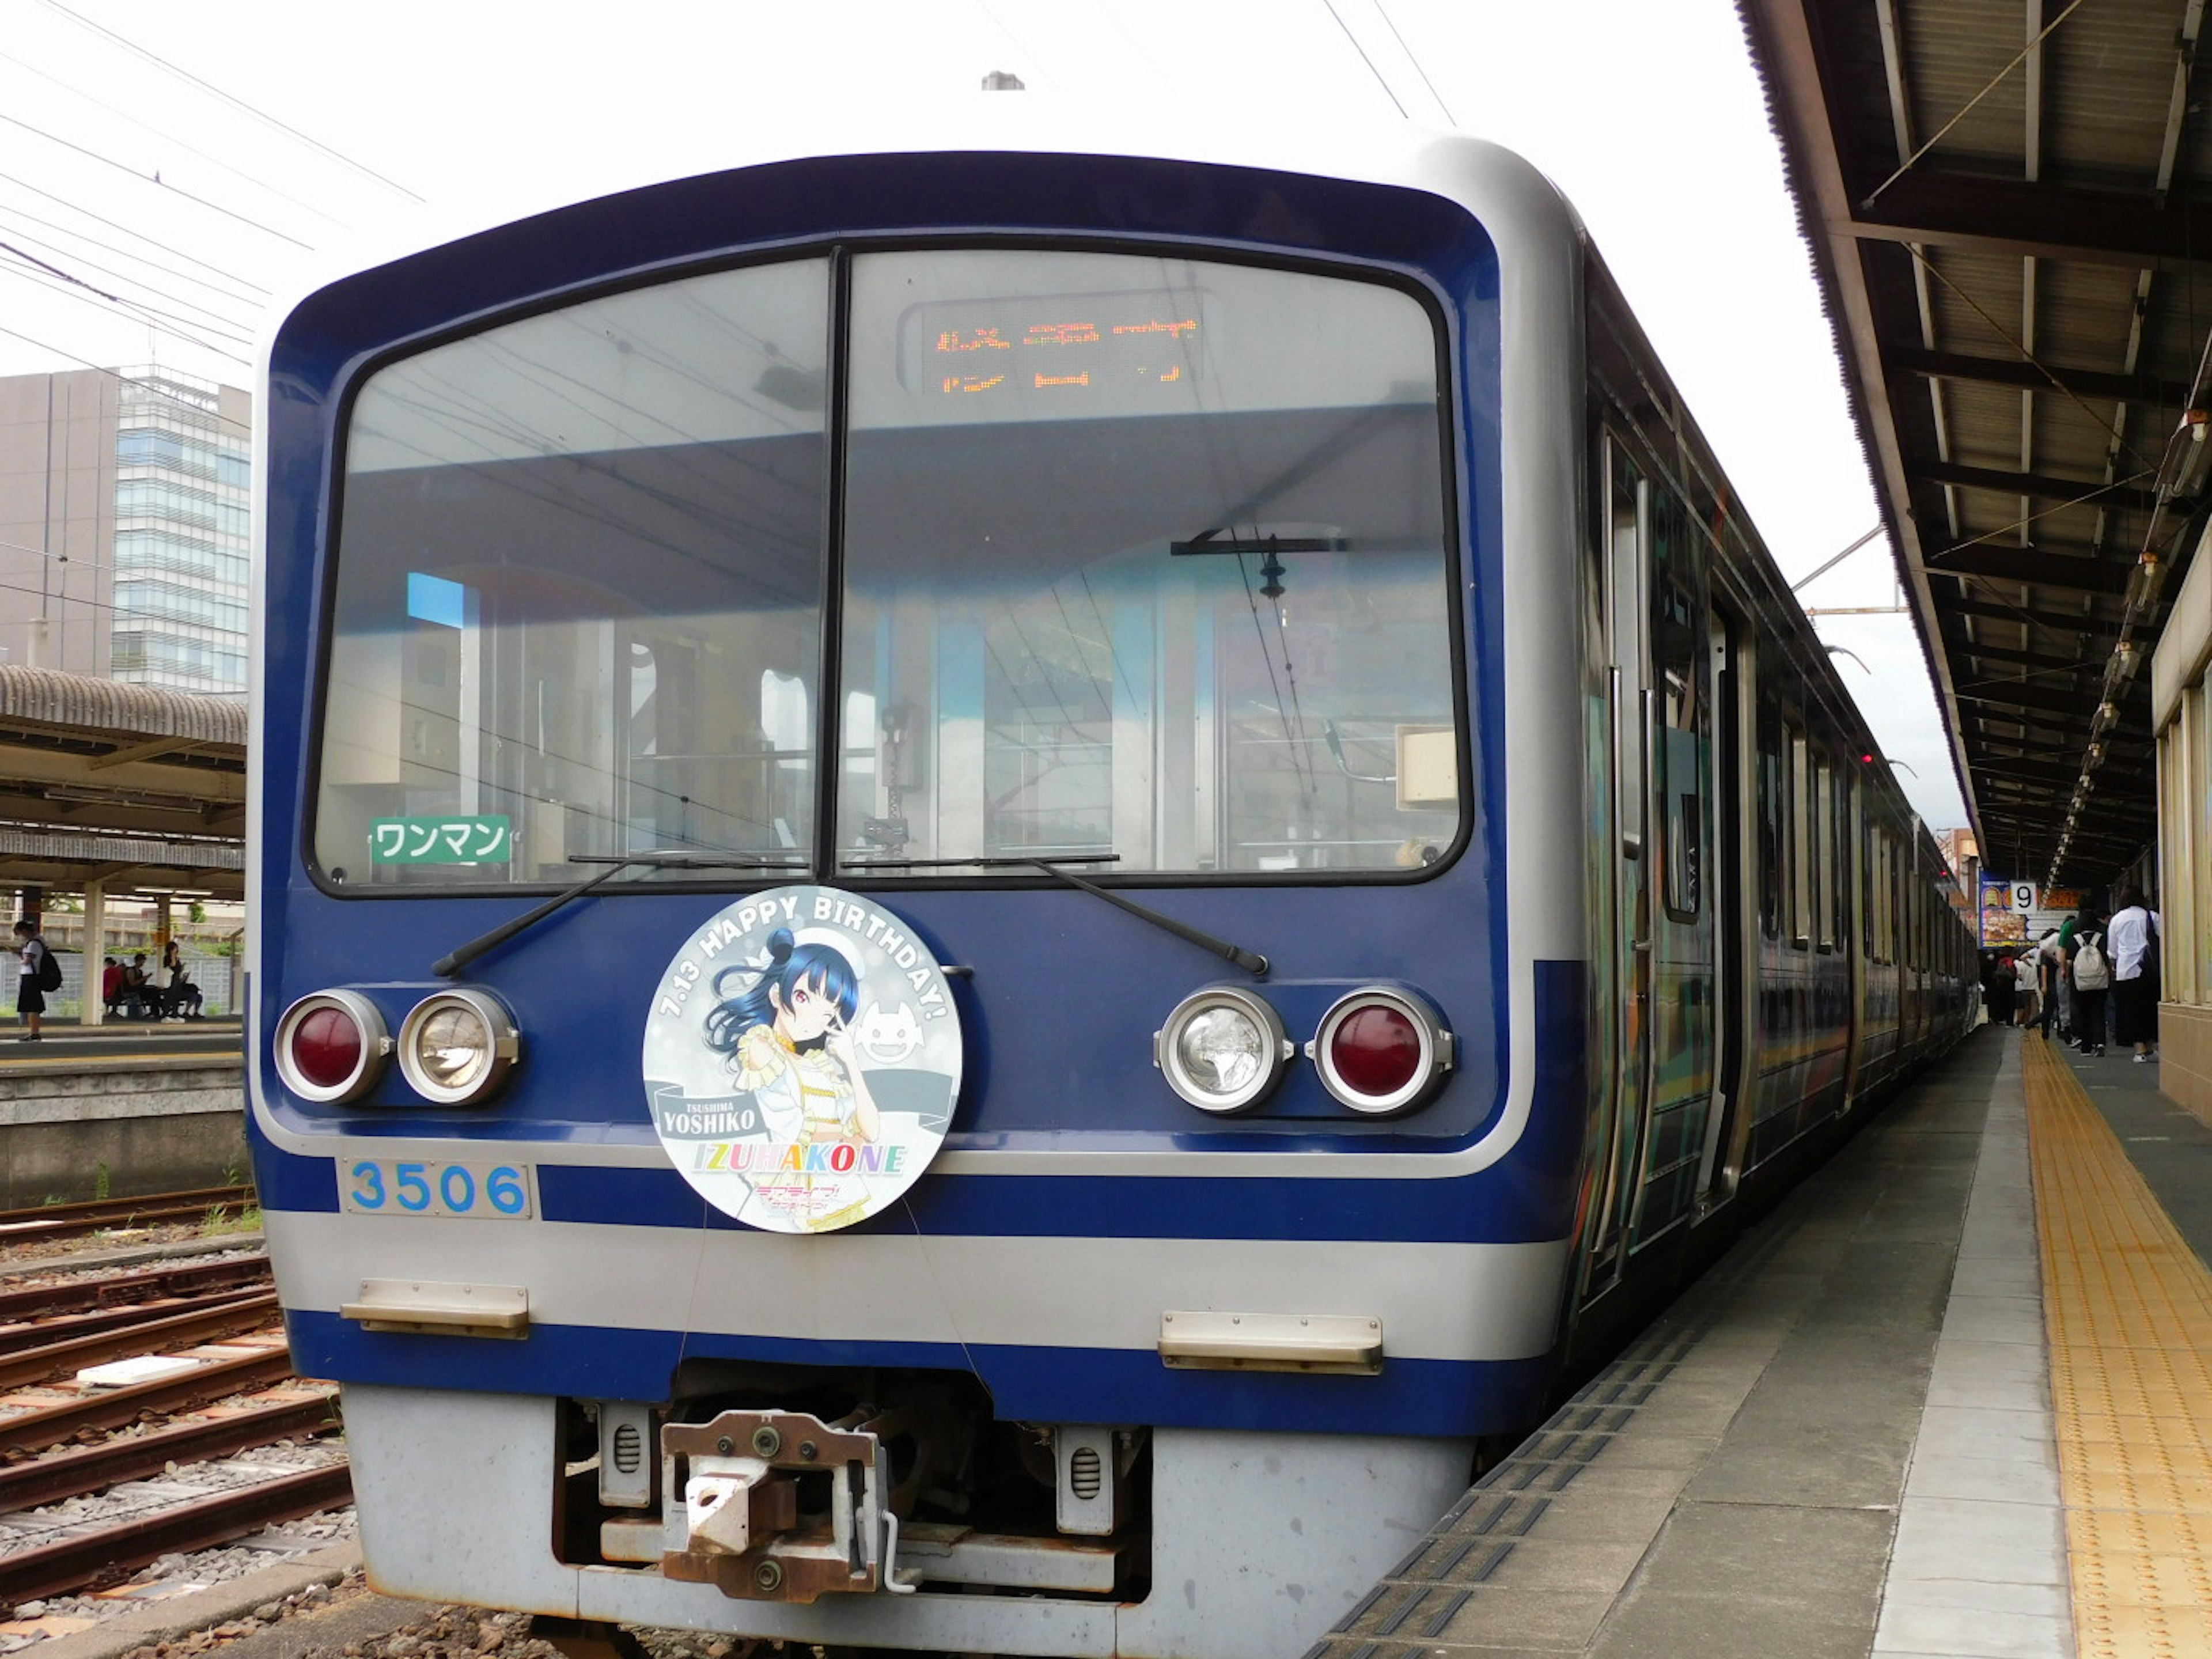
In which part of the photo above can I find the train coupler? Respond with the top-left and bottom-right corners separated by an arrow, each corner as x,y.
659,1408 -> 913,1603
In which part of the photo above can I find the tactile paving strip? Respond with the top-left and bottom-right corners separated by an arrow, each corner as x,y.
2024,1037 -> 2212,1657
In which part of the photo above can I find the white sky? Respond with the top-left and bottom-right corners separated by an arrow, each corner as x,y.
0,0 -> 1971,830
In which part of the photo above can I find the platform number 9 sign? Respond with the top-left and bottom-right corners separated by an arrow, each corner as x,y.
2012,883 -> 2036,912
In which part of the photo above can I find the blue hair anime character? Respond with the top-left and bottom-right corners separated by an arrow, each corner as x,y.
704,929 -> 880,1145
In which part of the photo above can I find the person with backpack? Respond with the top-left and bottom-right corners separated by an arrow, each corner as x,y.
2109,885 -> 2163,1065
2069,912 -> 2112,1056
12,918 -> 57,1042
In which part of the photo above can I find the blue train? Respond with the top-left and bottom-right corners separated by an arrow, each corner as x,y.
250,118 -> 1976,1658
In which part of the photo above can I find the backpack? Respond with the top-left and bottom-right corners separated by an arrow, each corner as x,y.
1994,959 -> 2016,984
2073,933 -> 2110,991
34,942 -> 61,993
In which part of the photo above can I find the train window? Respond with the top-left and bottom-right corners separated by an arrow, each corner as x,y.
1651,496 -> 1705,922
1875,831 -> 1892,964
835,249 -> 1456,873
1831,765 -> 1849,946
1859,808 -> 1873,960
317,257 -> 832,886
1812,754 -> 1833,950
1756,684 -> 1782,937
1787,721 -> 1810,948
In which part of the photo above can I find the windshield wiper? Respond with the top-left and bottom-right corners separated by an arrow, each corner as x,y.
841,854 -> 1268,978
433,851 -> 807,979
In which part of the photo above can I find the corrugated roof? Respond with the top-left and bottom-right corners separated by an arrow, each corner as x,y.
0,666 -> 245,747
1740,0 -> 2207,885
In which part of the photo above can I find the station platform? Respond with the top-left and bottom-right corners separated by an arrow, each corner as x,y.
0,1019 -> 246,1207
1309,1024 -> 2207,1659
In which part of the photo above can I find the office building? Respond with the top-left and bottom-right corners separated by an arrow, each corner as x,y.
0,366 -> 251,696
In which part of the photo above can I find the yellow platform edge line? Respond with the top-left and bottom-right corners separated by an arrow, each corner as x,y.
2024,1037 -> 2212,1654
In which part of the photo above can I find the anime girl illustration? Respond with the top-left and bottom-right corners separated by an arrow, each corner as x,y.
703,928 -> 881,1149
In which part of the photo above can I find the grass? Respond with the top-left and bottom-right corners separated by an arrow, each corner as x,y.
200,1203 -> 262,1236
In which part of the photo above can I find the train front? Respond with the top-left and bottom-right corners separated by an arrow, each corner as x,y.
249,131 -> 1589,1659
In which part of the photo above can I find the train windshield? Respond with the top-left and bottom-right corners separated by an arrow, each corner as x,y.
315,249 -> 1457,888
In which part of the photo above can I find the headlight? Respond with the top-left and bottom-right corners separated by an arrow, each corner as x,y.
1308,987 -> 1453,1115
1154,987 -> 1291,1114
397,988 -> 520,1106
274,990 -> 390,1105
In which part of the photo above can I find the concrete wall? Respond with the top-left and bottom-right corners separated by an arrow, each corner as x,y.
0,369 -> 115,677
0,1062 -> 247,1209
2166,1005 -> 2212,1128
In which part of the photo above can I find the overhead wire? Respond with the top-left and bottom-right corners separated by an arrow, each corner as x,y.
2,255 -> 254,363
0,46 -> 354,229
0,202 -> 264,309
0,169 -> 271,294
0,109 -> 315,249
1372,1 -> 1455,125
1861,0 -> 2092,207
38,0 -> 424,203
1904,245 -> 2157,475
1320,0 -> 1408,118
0,225 -> 259,336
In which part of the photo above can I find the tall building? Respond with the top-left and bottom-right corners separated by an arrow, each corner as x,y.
0,367 -> 251,696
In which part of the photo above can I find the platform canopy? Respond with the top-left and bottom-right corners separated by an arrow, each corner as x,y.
0,665 -> 245,902
1741,0 -> 2209,887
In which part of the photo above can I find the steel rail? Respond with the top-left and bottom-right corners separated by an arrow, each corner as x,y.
0,1185 -> 257,1247
0,1184 -> 255,1228
0,1252 -> 270,1325
0,1461 -> 353,1608
0,1387 -> 339,1512
0,1290 -> 278,1392
0,1285 -> 273,1359
0,1347 -> 295,1459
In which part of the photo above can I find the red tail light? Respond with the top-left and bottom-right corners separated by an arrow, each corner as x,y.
1309,988 -> 1453,1115
274,991 -> 389,1104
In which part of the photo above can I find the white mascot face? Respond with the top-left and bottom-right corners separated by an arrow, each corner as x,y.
854,1000 -> 925,1066
640,887 -> 962,1234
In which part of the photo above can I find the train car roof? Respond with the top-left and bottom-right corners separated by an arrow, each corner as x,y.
258,109 -> 1586,354
251,110 -> 1954,876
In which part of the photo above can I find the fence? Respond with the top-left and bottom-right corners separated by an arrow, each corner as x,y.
14,941 -> 236,1022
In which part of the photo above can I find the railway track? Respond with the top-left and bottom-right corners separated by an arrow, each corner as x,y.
0,1184 -> 259,1249
0,1252 -> 273,1355
0,1218 -> 347,1615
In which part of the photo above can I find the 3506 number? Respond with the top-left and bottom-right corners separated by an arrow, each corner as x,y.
343,1160 -> 533,1220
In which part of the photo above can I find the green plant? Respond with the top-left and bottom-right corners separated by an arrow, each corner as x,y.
93,1162 -> 111,1202
202,1203 -> 261,1236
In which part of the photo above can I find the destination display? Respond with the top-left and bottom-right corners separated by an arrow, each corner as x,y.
902,289 -> 1209,405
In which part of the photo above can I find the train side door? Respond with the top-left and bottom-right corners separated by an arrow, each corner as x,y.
1634,490 -> 1716,1247
1840,770 -> 1866,1111
1695,602 -> 1747,1209
1582,441 -> 1653,1296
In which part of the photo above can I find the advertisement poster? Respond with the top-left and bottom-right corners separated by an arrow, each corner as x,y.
641,887 -> 962,1234
1979,879 -> 2085,949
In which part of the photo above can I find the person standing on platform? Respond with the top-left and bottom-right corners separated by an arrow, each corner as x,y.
12,919 -> 48,1042
157,942 -> 190,1024
1988,952 -> 2018,1027
2056,913 -> 2078,1042
2069,913 -> 2111,1056
2109,886 -> 2162,1065
2032,930 -> 2063,1037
